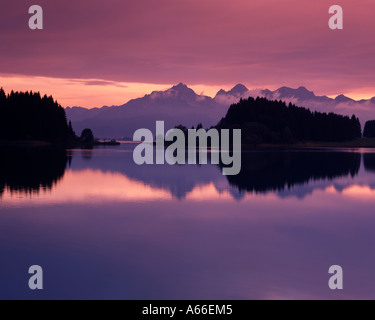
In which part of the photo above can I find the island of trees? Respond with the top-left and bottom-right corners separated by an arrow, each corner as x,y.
0,88 -> 119,148
364,120 -> 375,138
216,97 -> 362,145
0,88 -> 76,146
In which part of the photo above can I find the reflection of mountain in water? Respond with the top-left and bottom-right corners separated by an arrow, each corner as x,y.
69,146 -> 363,199
0,146 -> 69,196
224,151 -> 361,194
70,148 -> 230,199
0,144 -> 368,200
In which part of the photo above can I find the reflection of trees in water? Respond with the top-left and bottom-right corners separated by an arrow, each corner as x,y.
224,151 -> 361,194
117,149 -> 362,199
364,153 -> 375,173
0,146 -> 69,197
81,149 -> 93,161
0,146 -> 366,200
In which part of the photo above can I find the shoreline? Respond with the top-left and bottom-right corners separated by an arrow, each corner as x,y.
0,139 -> 121,148
250,138 -> 375,149
2,138 -> 375,150
0,140 -> 53,147
158,137 -> 375,150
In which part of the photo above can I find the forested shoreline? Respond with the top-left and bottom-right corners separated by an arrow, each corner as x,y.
0,88 -> 76,147
216,97 -> 362,145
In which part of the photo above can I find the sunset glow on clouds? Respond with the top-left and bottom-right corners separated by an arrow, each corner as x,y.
1,0 -> 375,108
0,74 -> 173,108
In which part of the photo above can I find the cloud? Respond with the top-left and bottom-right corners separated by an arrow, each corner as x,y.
70,79 -> 128,88
0,0 -> 375,100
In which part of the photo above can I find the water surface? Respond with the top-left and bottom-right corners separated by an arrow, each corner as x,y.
1,144 -> 375,299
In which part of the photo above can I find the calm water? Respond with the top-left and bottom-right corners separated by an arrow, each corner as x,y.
1,144 -> 375,299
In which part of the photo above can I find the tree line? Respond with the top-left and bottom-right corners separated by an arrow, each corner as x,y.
0,88 -> 76,146
216,97 -> 362,144
364,120 -> 375,138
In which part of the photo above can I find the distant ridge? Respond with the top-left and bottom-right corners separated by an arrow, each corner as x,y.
335,95 -> 355,103
66,83 -> 375,138
216,84 -> 249,98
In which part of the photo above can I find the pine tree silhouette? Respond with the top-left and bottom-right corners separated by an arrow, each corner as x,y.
217,96 -> 362,143
0,88 -> 76,145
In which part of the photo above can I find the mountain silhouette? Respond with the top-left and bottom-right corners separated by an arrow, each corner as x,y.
335,94 -> 355,103
66,83 -> 375,138
262,86 -> 332,103
274,86 -> 315,100
215,84 -> 249,98
67,83 -> 224,138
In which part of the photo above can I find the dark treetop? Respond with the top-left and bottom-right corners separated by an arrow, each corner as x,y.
364,120 -> 375,138
216,96 -> 362,144
0,88 -> 76,146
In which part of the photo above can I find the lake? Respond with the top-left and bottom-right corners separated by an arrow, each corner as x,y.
1,143 -> 375,299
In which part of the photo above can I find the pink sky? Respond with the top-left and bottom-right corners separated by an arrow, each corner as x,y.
1,0 -> 375,108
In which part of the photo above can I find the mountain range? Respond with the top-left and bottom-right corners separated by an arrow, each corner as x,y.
65,83 -> 375,138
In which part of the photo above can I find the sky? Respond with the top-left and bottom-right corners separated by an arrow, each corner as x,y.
1,0 -> 375,108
